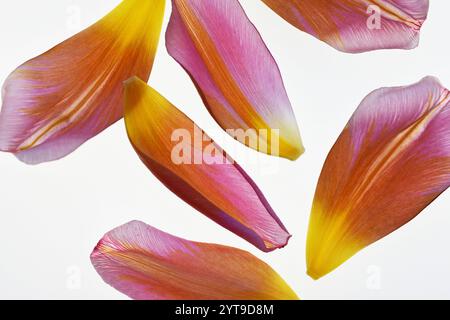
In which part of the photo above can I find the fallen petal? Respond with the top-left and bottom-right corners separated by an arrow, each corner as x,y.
124,77 -> 291,252
91,221 -> 299,300
166,0 -> 304,160
262,0 -> 429,53
307,76 -> 450,279
0,0 -> 165,164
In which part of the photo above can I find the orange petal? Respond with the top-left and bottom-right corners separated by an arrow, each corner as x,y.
124,77 -> 291,252
166,0 -> 304,160
262,0 -> 429,53
307,77 -> 450,279
91,220 -> 299,300
0,0 -> 165,164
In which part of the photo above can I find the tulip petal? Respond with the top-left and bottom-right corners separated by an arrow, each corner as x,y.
91,220 -> 299,300
124,77 -> 290,252
307,76 -> 450,279
166,0 -> 304,160
0,0 -> 165,164
261,0 -> 429,53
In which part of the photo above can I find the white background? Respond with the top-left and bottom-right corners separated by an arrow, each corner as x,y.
0,0 -> 449,300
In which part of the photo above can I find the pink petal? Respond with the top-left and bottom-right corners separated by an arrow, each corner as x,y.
262,0 -> 429,53
0,0 -> 165,164
166,0 -> 304,160
91,220 -> 299,300
124,77 -> 291,252
307,76 -> 450,279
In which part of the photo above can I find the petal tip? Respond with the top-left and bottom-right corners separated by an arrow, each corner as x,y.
264,232 -> 292,252
306,268 -> 322,281
284,143 -> 305,161
305,253 -> 343,281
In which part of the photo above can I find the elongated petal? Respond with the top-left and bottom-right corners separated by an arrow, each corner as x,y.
262,0 -> 429,53
166,0 -> 303,160
0,0 -> 165,164
124,77 -> 290,252
91,221 -> 299,300
307,77 -> 450,279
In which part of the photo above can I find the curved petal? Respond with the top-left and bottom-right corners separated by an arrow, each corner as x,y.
91,221 -> 299,300
0,0 -> 165,164
166,0 -> 304,160
124,77 -> 290,252
261,0 -> 429,53
307,77 -> 450,279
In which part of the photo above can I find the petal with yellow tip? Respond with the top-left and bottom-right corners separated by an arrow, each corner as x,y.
307,77 -> 450,279
91,221 -> 299,300
124,77 -> 291,252
261,0 -> 429,53
166,0 -> 304,160
0,0 -> 165,164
